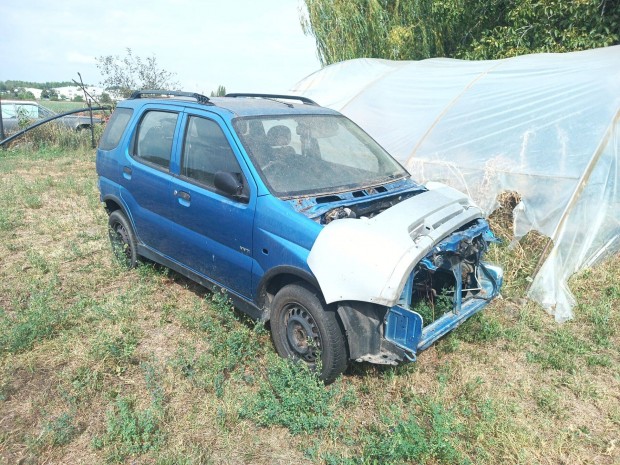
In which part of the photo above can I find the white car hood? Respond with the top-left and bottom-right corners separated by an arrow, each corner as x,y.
307,183 -> 483,306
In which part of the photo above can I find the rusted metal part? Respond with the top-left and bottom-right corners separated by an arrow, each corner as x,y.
0,106 -> 110,147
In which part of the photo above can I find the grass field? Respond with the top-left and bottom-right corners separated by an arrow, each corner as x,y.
39,101 -> 95,113
0,140 -> 618,464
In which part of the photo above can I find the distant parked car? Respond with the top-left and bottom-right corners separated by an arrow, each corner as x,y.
0,99 -> 103,135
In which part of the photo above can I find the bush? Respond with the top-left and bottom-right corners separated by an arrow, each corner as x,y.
5,122 -> 105,151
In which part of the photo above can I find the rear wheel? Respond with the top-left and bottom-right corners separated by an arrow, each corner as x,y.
270,283 -> 348,383
108,210 -> 139,268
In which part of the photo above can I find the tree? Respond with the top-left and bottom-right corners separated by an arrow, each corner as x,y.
96,48 -> 180,98
463,0 -> 620,59
11,87 -> 36,100
300,0 -> 620,65
41,88 -> 59,100
210,85 -> 227,97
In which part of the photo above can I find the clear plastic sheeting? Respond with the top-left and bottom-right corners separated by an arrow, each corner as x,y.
291,46 -> 620,322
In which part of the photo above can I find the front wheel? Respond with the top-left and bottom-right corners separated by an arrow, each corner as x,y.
108,210 -> 139,268
270,283 -> 348,383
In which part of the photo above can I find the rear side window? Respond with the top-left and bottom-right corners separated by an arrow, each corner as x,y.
99,108 -> 133,150
133,111 -> 179,170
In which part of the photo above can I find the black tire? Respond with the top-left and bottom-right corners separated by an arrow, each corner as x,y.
108,210 -> 139,268
270,283 -> 348,383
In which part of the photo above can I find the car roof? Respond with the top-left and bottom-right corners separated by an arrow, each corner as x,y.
117,94 -> 340,118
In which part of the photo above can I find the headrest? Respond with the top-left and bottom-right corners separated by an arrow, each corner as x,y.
267,125 -> 291,146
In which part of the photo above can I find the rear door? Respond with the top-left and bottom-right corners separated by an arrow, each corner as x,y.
169,112 -> 256,298
119,106 -> 182,255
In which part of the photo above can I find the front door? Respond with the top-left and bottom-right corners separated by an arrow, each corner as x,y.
170,113 -> 255,299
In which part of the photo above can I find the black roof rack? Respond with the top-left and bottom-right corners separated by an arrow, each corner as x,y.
129,90 -> 213,105
225,93 -> 319,106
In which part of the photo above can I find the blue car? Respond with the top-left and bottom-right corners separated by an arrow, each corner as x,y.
96,91 -> 502,382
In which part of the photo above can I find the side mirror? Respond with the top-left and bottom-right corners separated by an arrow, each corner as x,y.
214,171 -> 248,202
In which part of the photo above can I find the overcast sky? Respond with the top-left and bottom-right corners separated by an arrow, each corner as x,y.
0,0 -> 323,94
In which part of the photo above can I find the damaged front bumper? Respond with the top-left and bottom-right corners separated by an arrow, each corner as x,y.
385,262 -> 503,361
308,182 -> 504,365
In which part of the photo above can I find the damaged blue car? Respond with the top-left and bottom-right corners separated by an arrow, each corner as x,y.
96,91 -> 502,382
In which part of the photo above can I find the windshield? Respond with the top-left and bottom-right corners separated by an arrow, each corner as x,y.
233,115 -> 408,198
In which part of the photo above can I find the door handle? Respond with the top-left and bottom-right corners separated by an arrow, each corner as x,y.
174,190 -> 191,202
123,166 -> 132,175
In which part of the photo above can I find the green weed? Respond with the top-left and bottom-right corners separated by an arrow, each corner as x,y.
240,353 -> 339,435
90,326 -> 139,364
436,333 -> 461,355
412,291 -> 453,326
93,363 -> 166,463
172,291 -> 261,396
24,193 -> 43,209
0,144 -> 618,465
40,411 -> 80,447
533,387 -> 564,418
26,249 -> 51,273
0,278 -> 78,354
456,313 -> 505,344
526,326 -> 590,373
581,294 -> 618,349
356,402 -> 467,465
69,365 -> 105,400
13,122 -> 104,151
0,208 -> 20,231
93,396 -> 164,462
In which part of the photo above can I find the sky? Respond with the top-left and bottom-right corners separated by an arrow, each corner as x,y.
0,0 -> 323,95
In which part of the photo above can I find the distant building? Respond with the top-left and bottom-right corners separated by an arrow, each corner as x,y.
53,86 -> 105,102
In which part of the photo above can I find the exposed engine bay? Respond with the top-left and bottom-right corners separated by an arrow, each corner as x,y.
306,182 -> 503,365
320,190 -> 420,224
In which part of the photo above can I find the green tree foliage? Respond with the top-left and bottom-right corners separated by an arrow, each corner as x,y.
96,48 -> 180,98
465,0 -> 620,59
0,80 -> 77,92
40,88 -> 59,100
2,87 -> 36,100
301,0 -> 620,65
210,85 -> 227,97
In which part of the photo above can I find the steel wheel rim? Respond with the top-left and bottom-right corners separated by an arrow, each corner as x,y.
110,222 -> 132,264
283,304 -> 321,362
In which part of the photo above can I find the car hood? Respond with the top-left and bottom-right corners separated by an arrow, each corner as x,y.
307,182 -> 484,306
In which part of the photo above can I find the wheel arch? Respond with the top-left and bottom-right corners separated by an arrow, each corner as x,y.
102,195 -> 142,242
257,266 -> 321,318
102,195 -> 127,215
